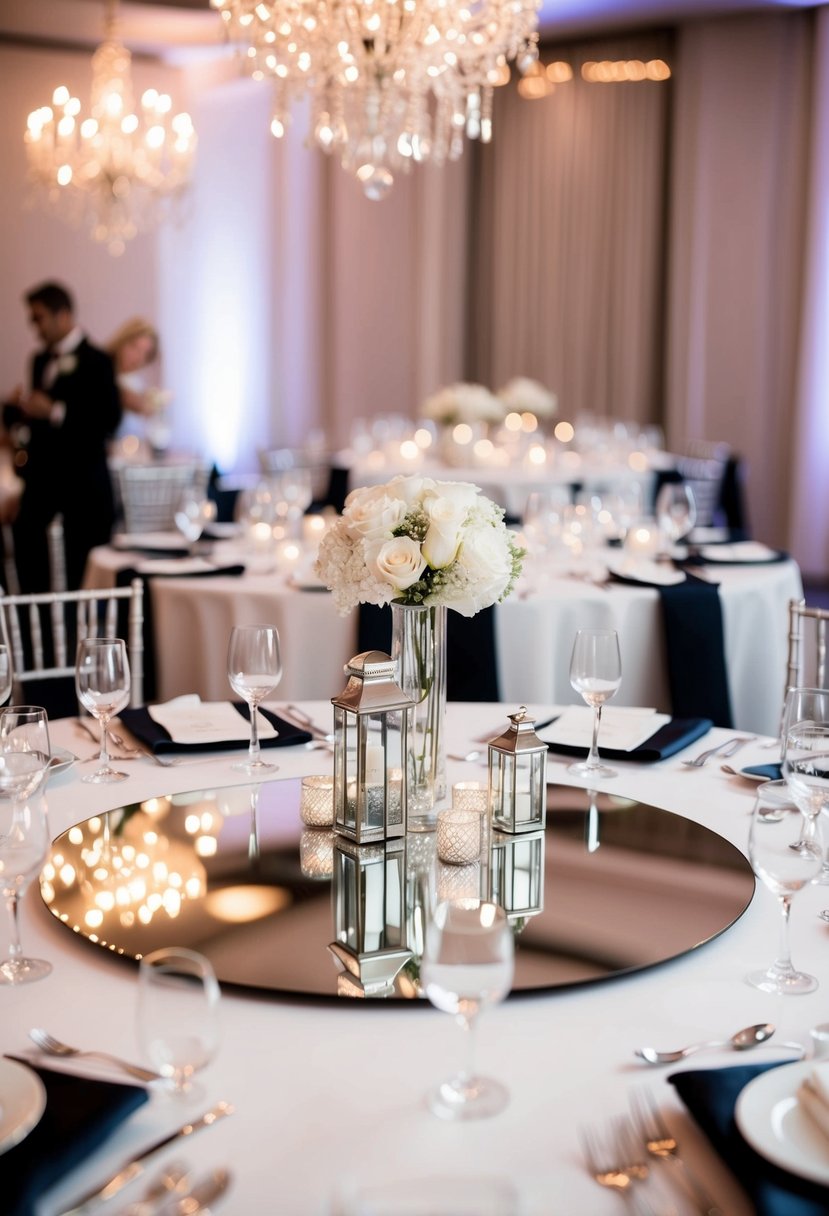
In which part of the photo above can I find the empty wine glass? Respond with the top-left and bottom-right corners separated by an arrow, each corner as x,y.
0,644 -> 13,707
655,482 -> 697,556
746,790 -> 821,994
0,705 -> 52,985
174,492 -> 217,554
421,899 -> 514,1121
227,625 -> 283,773
781,687 -> 829,895
568,629 -> 622,780
75,638 -> 131,784
137,947 -> 220,1098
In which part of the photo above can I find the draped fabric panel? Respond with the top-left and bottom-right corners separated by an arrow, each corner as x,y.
665,15 -> 812,555
470,34 -> 671,422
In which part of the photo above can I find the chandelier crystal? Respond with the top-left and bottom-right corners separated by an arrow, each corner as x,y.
24,0 -> 197,255
211,0 -> 539,199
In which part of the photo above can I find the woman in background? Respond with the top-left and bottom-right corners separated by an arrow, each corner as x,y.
107,318 -> 171,452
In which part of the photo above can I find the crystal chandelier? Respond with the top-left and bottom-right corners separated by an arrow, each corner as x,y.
211,0 -> 539,199
24,0 -> 197,255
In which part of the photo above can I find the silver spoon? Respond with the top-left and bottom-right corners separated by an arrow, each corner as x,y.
635,1021 -> 776,1065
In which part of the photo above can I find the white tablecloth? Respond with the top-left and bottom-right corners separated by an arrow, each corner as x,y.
86,546 -> 803,737
6,706 -> 828,1216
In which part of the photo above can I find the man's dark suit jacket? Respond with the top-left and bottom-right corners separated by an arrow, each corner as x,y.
12,336 -> 122,591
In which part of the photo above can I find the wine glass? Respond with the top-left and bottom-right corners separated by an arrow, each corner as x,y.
421,899 -> 514,1121
137,947 -> 220,1098
0,644 -> 13,706
0,705 -> 52,985
781,687 -> 829,884
174,492 -> 217,554
745,789 -> 821,994
75,638 -> 131,784
567,629 -> 622,780
655,482 -> 697,556
227,625 -> 283,773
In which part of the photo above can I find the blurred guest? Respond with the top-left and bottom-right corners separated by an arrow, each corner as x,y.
107,317 -> 172,452
3,281 -> 121,590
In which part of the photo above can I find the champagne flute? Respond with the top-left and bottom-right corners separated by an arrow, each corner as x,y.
655,482 -> 697,556
567,629 -> 622,780
746,791 -> 821,994
421,899 -> 514,1121
0,644 -> 13,707
0,705 -> 52,985
137,947 -> 220,1098
75,638 -> 131,784
227,625 -> 282,773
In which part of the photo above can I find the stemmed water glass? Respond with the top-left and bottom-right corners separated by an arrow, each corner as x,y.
75,638 -> 131,784
227,625 -> 283,773
0,705 -> 52,985
567,629 -> 622,780
174,492 -> 217,555
655,482 -> 697,556
746,788 -> 821,994
781,688 -> 829,902
421,899 -> 514,1121
137,947 -> 221,1098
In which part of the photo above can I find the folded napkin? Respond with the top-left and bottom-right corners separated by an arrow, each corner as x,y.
543,714 -> 712,763
0,1057 -> 148,1216
744,763 -> 784,782
798,1064 -> 829,1142
670,1062 -> 829,1216
119,701 -> 311,753
539,706 -> 670,753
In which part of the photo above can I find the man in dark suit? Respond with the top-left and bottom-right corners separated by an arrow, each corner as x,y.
5,282 -> 122,591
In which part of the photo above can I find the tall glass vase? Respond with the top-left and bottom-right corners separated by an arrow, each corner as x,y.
391,602 -> 447,832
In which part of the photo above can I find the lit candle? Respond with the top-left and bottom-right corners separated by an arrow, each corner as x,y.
623,520 -> 659,558
300,774 -> 335,827
365,744 -> 385,786
452,781 -> 488,815
436,807 -> 482,865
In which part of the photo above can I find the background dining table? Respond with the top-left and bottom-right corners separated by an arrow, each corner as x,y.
85,541 -> 803,736
3,704 -> 828,1215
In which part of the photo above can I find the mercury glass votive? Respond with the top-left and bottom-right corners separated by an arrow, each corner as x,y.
452,781 -> 488,814
300,775 -> 335,827
436,807 -> 482,866
299,829 -> 335,880
437,859 -> 482,902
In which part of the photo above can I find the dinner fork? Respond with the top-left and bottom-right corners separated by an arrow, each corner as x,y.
29,1028 -> 162,1083
581,1116 -> 655,1213
630,1087 -> 723,1216
681,736 -> 755,768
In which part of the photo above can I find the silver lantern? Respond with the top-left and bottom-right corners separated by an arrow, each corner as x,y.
488,705 -> 548,834
489,830 -> 545,928
327,837 -> 411,998
332,651 -> 413,845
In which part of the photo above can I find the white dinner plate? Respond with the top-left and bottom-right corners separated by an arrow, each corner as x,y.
606,558 -> 686,586
112,531 -> 185,551
48,745 -> 77,781
0,1058 -> 47,1156
735,1060 -> 829,1185
698,542 -> 781,564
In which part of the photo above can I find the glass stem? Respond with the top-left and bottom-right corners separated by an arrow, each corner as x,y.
248,700 -> 261,765
775,895 -> 795,975
99,715 -> 110,769
586,704 -> 603,769
5,892 -> 22,961
457,1013 -> 477,1082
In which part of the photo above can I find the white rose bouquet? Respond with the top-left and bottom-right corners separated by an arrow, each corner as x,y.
421,382 -> 505,428
497,376 -> 558,419
315,475 -> 524,617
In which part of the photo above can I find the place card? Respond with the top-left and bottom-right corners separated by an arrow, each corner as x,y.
148,695 -> 277,746
538,706 -> 670,753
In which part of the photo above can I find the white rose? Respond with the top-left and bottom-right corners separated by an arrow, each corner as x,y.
345,490 -> 407,541
372,536 -> 427,591
423,479 -> 480,510
448,522 -> 514,616
385,475 -> 437,507
422,497 -> 466,569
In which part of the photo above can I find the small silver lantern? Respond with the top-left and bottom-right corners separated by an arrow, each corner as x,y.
327,837 -> 411,998
488,705 -> 548,834
489,830 -> 545,928
332,651 -> 413,844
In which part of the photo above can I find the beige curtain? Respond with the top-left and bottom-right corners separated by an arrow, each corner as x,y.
470,34 -> 671,423
665,14 -> 812,553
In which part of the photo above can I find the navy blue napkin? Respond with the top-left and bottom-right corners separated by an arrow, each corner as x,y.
744,763 -> 784,781
119,702 -> 312,753
670,1062 -> 829,1216
544,715 -> 713,763
0,1058 -> 148,1216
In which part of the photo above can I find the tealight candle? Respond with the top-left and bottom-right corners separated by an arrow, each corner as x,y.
300,774 -> 335,827
436,807 -> 482,865
452,781 -> 488,815
302,514 -> 327,544
623,519 -> 660,558
299,828 -> 334,879
436,859 -> 481,902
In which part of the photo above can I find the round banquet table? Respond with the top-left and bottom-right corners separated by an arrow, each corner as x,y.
85,544 -> 803,737
5,705 -> 829,1216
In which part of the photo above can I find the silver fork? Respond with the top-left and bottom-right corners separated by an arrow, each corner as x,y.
681,736 -> 755,768
29,1027 -> 162,1083
631,1087 -> 723,1216
581,1116 -> 654,1214
281,703 -> 334,742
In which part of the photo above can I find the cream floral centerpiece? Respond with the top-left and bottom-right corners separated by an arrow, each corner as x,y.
421,382 -> 505,429
496,376 -> 558,421
316,475 -> 523,830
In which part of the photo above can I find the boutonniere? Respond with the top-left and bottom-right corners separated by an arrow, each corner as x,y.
56,353 -> 77,376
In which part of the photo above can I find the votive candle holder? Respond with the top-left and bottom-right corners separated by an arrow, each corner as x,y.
452,781 -> 488,814
436,807 -> 482,866
300,774 -> 335,827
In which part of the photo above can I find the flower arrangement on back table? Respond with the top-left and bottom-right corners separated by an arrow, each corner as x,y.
315,475 -> 524,617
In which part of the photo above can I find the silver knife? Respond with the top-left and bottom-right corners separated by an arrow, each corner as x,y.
157,1167 -> 233,1216
58,1102 -> 234,1215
